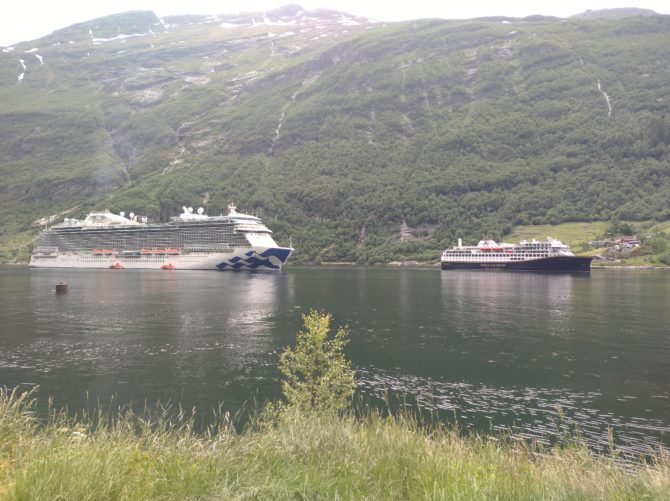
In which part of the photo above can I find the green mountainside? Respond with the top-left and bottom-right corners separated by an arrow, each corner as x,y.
1,7 -> 669,263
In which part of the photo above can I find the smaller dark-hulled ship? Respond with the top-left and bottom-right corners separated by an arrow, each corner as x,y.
441,237 -> 592,272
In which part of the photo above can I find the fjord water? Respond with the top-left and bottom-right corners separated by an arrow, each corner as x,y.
1,266 -> 668,455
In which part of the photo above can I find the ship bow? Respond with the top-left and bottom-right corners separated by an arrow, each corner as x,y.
216,247 -> 294,271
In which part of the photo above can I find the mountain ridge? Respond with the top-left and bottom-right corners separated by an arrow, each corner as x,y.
571,8 -> 659,20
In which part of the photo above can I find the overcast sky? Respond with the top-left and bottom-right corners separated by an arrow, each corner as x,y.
2,0 -> 668,46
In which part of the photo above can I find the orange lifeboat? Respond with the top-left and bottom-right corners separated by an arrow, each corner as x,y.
109,262 -> 124,270
161,263 -> 176,270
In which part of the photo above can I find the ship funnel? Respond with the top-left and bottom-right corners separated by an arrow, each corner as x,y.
119,211 -> 125,218
129,212 -> 134,219
197,207 -> 204,215
458,238 -> 462,248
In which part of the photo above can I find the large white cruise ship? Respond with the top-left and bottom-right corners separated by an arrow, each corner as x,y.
30,204 -> 293,271
441,237 -> 592,272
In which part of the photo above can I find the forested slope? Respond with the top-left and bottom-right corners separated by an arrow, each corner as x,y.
1,8 -> 669,262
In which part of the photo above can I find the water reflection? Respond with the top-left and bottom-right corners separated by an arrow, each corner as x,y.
3,269 -> 289,410
441,272 -> 575,338
0,266 -> 668,455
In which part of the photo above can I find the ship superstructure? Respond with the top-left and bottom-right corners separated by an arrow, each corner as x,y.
30,204 -> 293,271
441,237 -> 592,271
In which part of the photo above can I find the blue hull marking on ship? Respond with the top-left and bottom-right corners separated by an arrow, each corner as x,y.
216,247 -> 292,271
441,256 -> 592,272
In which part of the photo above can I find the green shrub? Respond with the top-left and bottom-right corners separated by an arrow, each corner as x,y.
279,311 -> 356,411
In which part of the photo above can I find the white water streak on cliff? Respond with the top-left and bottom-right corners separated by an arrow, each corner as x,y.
597,79 -> 612,117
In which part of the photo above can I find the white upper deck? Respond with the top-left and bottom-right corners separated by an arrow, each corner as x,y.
442,236 -> 575,261
52,203 -> 272,234
53,210 -> 143,228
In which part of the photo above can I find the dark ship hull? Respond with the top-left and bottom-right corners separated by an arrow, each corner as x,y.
440,256 -> 593,272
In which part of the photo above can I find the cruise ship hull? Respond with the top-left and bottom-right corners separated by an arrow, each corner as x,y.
29,246 -> 293,271
441,256 -> 592,272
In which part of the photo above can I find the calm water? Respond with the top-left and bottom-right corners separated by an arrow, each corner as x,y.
1,266 -> 668,455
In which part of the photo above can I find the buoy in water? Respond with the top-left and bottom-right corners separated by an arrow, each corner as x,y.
55,281 -> 68,294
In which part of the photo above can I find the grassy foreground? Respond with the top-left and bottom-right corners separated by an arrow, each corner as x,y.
0,390 -> 668,500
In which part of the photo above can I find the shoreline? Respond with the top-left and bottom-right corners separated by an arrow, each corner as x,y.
3,260 -> 669,270
5,261 -> 670,273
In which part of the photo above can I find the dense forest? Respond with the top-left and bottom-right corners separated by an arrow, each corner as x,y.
0,7 -> 669,263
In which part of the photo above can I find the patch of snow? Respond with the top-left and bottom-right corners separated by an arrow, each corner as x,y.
220,22 -> 244,28
2,47 -> 14,53
502,20 -> 513,24
150,44 -> 154,48
252,16 -> 297,27
88,29 -> 93,35
19,59 -> 26,70
507,31 -> 518,36
159,18 -> 169,30
34,54 -> 43,64
52,42 -> 61,46
68,41 -> 76,44
25,47 -> 39,53
116,50 -> 127,54
92,33 -> 146,43
278,31 -> 296,38
17,72 -> 24,83
338,15 -> 360,26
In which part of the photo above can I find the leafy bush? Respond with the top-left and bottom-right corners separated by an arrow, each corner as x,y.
279,311 -> 356,411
